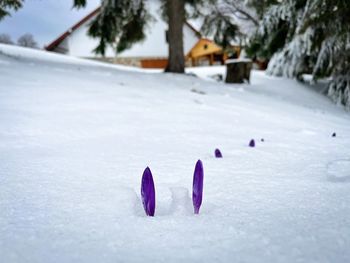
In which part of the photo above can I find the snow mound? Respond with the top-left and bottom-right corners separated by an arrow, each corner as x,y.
169,187 -> 193,216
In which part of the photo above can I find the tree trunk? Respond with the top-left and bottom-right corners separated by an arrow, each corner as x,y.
165,0 -> 185,73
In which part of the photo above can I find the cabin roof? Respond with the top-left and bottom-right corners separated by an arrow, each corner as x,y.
187,38 -> 223,58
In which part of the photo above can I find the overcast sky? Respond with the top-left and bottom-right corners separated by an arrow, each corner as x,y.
0,0 -> 100,48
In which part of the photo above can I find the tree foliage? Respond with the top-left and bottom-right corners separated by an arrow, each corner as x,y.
200,4 -> 241,49
0,0 -> 23,20
245,0 -> 280,20
248,0 -> 350,109
73,0 -> 150,55
199,0 -> 266,50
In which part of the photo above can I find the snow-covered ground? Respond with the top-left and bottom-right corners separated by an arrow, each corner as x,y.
1,44 -> 350,263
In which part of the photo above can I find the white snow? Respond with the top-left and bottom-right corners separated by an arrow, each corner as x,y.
1,44 -> 350,263
225,58 -> 252,64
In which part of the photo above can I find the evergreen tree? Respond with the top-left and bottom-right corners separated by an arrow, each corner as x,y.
73,0 -> 204,73
74,0 -> 149,55
0,0 -> 24,20
249,0 -> 350,110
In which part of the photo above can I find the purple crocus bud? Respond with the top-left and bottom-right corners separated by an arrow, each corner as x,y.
249,139 -> 255,147
332,132 -> 336,137
261,138 -> 264,142
215,148 -> 223,158
192,160 -> 204,214
141,167 -> 156,216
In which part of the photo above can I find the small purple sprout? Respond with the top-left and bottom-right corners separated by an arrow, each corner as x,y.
249,139 -> 255,147
215,148 -> 223,158
192,160 -> 204,214
332,132 -> 336,137
141,167 -> 156,216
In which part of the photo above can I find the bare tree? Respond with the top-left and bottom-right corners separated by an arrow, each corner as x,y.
17,33 -> 38,48
0,33 -> 14,44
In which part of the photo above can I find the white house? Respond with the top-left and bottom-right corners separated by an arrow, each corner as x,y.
45,1 -> 201,68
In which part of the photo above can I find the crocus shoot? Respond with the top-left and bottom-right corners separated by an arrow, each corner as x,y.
215,148 -> 223,158
192,160 -> 204,214
249,139 -> 255,147
141,167 -> 156,216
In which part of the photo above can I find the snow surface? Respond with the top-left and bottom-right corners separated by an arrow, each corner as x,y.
1,44 -> 350,263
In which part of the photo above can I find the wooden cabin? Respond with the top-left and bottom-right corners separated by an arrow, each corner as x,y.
186,38 -> 241,67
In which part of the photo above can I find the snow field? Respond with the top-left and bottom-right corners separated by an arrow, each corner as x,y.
0,44 -> 350,262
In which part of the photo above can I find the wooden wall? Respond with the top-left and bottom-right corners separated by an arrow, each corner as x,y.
141,59 -> 168,68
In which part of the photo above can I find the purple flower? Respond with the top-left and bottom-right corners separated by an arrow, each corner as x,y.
192,160 -> 204,214
332,132 -> 336,137
249,139 -> 255,147
261,138 -> 264,142
215,148 -> 223,158
141,167 -> 156,216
